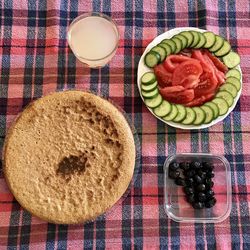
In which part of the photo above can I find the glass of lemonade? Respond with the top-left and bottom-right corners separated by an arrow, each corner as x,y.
67,12 -> 119,68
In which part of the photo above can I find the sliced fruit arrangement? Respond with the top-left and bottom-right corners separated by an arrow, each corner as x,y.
145,30 -> 240,68
140,30 -> 241,126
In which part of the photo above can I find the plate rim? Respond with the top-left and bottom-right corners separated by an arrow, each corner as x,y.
137,27 -> 242,130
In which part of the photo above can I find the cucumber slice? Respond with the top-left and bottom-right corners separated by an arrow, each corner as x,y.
201,105 -> 214,124
141,81 -> 158,92
159,42 -> 172,56
151,46 -> 166,62
212,97 -> 229,116
173,104 -> 187,122
204,102 -> 219,119
161,39 -> 176,53
181,107 -> 196,125
144,51 -> 161,68
192,107 -> 206,125
194,32 -> 206,48
226,68 -> 241,80
144,94 -> 163,108
220,83 -> 238,98
216,90 -> 234,107
225,76 -> 241,91
171,37 -> 183,54
179,31 -> 194,47
214,40 -> 231,57
189,31 -> 200,48
223,51 -> 240,68
142,88 -> 159,99
203,32 -> 216,48
153,100 -> 172,117
141,72 -> 156,85
209,35 -> 224,53
174,34 -> 188,49
163,104 -> 178,121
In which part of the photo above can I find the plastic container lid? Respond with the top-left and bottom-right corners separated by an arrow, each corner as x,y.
164,153 -> 232,223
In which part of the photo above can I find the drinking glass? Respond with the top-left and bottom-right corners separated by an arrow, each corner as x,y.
67,12 -> 119,68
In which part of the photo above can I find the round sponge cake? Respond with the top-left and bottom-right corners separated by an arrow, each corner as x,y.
3,91 -> 135,224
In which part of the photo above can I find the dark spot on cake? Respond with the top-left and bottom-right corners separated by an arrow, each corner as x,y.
112,130 -> 118,138
111,174 -> 119,182
65,176 -> 71,183
85,162 -> 91,169
117,153 -> 123,162
97,178 -> 103,184
95,111 -> 102,122
90,152 -> 96,159
44,176 -> 50,183
102,117 -> 110,128
56,153 -> 90,178
87,190 -> 94,199
87,109 -> 94,115
105,138 -> 114,145
63,106 -> 71,114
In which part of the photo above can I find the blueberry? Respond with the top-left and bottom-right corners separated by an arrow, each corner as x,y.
196,169 -> 203,175
202,161 -> 211,167
175,177 -> 185,186
197,169 -> 206,179
192,202 -> 205,209
205,179 -> 214,188
180,162 -> 190,171
196,184 -> 206,192
205,168 -> 213,174
186,177 -> 194,186
201,172 -> 207,179
206,189 -> 215,198
198,192 -> 206,202
191,161 -> 202,170
193,174 -> 203,184
205,178 -> 212,184
205,197 -> 217,208
169,170 -> 180,179
202,162 -> 214,171
184,186 -> 194,195
186,194 -> 195,203
169,162 -> 180,171
185,169 -> 196,178
206,171 -> 215,178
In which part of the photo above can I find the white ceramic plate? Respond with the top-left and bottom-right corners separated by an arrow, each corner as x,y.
137,27 -> 242,130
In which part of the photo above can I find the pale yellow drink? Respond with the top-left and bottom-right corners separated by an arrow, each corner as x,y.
67,13 -> 119,68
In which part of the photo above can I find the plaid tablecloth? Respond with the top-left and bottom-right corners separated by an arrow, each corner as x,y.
0,0 -> 250,249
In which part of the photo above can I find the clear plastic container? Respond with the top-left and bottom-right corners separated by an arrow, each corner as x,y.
164,153 -> 232,223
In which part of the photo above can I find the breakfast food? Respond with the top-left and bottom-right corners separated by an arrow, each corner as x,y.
3,90 -> 136,224
168,160 -> 216,209
140,29 -> 242,127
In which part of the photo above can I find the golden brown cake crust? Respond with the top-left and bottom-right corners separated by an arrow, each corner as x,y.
3,90 -> 135,224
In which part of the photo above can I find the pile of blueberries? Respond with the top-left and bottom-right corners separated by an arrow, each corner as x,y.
169,161 -> 216,209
